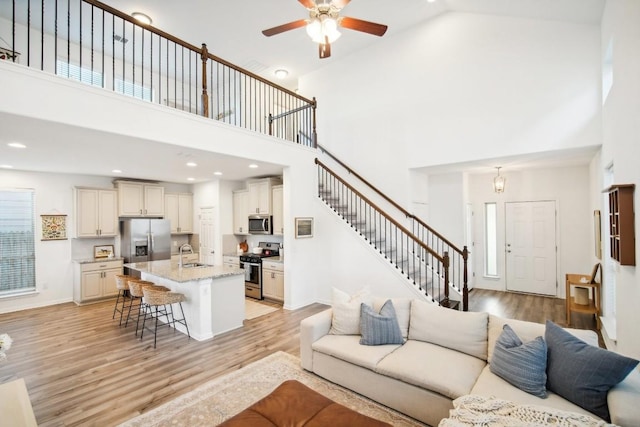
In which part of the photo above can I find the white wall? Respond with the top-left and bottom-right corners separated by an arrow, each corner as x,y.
599,0 -> 640,359
467,165 -> 591,298
0,170 -> 116,313
300,12 -> 601,210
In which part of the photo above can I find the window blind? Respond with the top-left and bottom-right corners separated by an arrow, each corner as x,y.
56,60 -> 103,87
0,189 -> 36,295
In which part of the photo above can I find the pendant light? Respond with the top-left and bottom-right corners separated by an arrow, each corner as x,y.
493,167 -> 506,193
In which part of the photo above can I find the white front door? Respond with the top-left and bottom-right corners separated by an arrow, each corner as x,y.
200,207 -> 215,265
505,201 -> 557,295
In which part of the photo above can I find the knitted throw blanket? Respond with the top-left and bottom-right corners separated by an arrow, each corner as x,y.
439,395 -> 615,427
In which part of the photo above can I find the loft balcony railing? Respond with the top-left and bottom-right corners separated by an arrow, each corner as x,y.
0,0 -> 317,147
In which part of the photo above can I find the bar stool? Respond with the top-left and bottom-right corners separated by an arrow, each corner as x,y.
124,279 -> 169,335
112,274 -> 135,326
141,287 -> 190,348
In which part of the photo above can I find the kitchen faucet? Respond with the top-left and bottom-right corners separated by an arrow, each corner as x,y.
179,243 -> 193,268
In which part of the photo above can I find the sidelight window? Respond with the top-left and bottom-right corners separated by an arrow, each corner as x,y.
0,189 -> 36,296
484,202 -> 498,277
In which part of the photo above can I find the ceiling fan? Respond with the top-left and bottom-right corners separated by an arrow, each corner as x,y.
261,0 -> 388,59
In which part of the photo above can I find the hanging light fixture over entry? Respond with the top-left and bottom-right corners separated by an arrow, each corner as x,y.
493,167 -> 506,193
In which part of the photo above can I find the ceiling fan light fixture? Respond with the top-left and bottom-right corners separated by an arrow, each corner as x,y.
306,17 -> 341,44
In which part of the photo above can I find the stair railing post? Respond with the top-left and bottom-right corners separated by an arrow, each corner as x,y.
200,43 -> 209,118
462,246 -> 469,311
442,251 -> 450,307
268,113 -> 274,136
312,97 -> 318,148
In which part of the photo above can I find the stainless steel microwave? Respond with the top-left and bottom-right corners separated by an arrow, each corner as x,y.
248,215 -> 272,234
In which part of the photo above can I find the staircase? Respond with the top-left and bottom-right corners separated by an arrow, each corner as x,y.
315,154 -> 469,311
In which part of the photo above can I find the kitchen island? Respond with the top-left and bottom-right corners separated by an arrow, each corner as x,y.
125,260 -> 245,341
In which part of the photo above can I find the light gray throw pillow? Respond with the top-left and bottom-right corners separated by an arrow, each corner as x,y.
359,300 -> 404,346
490,324 -> 548,398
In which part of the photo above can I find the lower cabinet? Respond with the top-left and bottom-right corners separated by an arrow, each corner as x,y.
223,255 -> 240,270
74,259 -> 123,304
262,261 -> 284,302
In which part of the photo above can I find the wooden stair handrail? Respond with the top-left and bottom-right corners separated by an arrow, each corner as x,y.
315,159 -> 443,262
317,144 -> 464,255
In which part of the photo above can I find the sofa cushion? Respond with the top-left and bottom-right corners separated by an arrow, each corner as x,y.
312,334 -> 401,371
545,320 -> 639,422
372,297 -> 411,339
376,340 -> 486,400
487,315 -> 599,364
490,324 -> 547,398
409,300 -> 488,360
360,301 -> 404,346
329,287 -> 371,335
471,365 -> 598,418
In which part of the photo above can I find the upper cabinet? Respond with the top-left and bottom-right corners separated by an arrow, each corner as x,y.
247,177 -> 282,215
272,185 -> 283,235
75,187 -> 118,238
233,189 -> 249,235
116,181 -> 164,217
607,184 -> 635,266
165,193 -> 193,234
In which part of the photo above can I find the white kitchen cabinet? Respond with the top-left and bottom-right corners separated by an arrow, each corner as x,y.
233,189 -> 249,235
75,187 -> 118,238
262,261 -> 284,302
223,255 -> 240,270
116,181 -> 165,217
73,259 -> 123,304
247,177 -> 282,215
165,193 -> 193,234
171,253 -> 199,264
272,185 -> 283,235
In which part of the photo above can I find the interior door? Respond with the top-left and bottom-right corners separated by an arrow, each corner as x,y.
505,201 -> 557,295
200,207 -> 215,265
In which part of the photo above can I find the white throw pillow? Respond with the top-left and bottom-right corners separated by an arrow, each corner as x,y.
409,299 -> 488,360
329,287 -> 371,335
372,297 -> 411,339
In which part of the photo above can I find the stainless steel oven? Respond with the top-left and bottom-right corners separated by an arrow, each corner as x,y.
240,259 -> 262,299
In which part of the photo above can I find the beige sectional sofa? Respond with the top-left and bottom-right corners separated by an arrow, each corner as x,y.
300,297 -> 640,427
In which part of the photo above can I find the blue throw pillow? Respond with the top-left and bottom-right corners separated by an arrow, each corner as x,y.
490,324 -> 548,398
545,320 -> 639,422
359,300 -> 404,346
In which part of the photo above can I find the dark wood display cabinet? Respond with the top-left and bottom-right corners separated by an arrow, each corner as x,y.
607,184 -> 635,266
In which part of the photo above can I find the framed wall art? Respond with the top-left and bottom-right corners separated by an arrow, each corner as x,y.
94,244 -> 114,259
295,217 -> 313,239
594,209 -> 602,259
41,214 -> 67,241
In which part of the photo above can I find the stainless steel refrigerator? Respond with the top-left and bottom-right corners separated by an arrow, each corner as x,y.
120,219 -> 171,263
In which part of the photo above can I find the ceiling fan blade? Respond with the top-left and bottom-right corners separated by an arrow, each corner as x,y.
339,16 -> 388,36
262,19 -> 308,37
319,36 -> 331,59
298,0 -> 316,9
331,0 -> 351,8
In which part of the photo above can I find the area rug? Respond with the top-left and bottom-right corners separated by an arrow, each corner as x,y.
118,351 -> 426,427
245,299 -> 279,320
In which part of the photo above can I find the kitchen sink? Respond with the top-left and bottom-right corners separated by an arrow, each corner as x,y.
181,262 -> 208,268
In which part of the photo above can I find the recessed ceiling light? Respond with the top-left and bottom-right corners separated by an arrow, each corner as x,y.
274,69 -> 289,79
187,177 -> 195,181
427,0 -> 436,3
131,12 -> 152,25
0,165 -> 14,169
186,162 -> 197,167
8,142 -> 26,148
112,169 -> 122,173
213,171 -> 223,176
249,164 -> 259,169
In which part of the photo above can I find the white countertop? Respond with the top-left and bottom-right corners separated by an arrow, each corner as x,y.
125,260 -> 243,283
74,257 -> 124,264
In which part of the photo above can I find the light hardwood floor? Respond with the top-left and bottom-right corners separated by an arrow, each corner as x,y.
0,290 -> 599,426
